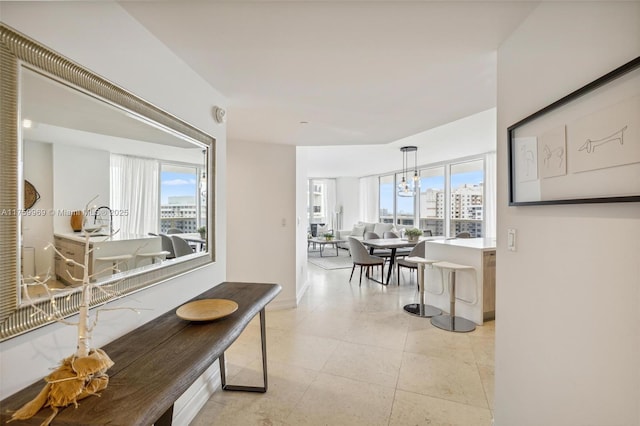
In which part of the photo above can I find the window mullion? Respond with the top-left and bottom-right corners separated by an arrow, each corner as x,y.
444,164 -> 451,238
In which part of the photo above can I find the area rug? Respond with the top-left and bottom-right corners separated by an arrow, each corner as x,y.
307,249 -> 353,270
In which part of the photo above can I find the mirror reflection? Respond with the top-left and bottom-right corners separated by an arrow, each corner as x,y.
20,67 -> 208,302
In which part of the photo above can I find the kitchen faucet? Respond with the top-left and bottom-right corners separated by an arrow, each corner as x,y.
94,206 -> 113,236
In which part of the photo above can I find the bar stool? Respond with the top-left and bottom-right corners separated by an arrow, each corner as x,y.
403,257 -> 442,318
135,251 -> 171,267
94,254 -> 133,277
431,261 -> 476,332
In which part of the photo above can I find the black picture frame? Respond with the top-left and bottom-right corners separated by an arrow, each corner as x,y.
508,56 -> 640,206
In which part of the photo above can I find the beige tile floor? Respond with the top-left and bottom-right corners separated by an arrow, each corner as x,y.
191,261 -> 495,426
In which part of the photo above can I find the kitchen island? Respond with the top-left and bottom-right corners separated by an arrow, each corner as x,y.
54,232 -> 162,284
424,238 -> 496,325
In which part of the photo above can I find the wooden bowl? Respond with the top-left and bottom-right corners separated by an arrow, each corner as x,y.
176,299 -> 238,321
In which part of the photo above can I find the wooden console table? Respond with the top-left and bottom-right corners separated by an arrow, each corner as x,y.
0,281 -> 281,425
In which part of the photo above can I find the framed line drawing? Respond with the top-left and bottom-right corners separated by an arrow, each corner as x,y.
508,56 -> 640,206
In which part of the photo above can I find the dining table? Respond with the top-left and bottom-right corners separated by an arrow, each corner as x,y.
362,237 -> 440,285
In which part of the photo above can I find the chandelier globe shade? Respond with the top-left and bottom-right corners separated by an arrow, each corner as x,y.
398,146 -> 418,197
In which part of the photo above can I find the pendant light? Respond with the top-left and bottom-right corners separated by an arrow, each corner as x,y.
397,146 -> 418,197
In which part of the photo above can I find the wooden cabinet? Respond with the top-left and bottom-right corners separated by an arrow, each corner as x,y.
482,250 -> 496,320
54,236 -> 92,285
54,233 -> 161,285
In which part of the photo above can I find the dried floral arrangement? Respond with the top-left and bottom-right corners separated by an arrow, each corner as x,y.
9,197 -> 143,425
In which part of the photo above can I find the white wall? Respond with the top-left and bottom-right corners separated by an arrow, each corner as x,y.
495,3 -> 640,425
22,141 -> 54,276
296,148 -> 311,299
0,5 -> 228,420
335,177 -> 359,230
226,140 -> 297,309
52,144 -> 110,233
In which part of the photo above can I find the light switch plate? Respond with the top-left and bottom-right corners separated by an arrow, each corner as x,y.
507,228 -> 516,251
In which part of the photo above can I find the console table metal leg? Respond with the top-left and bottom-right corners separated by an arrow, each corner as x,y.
220,308 -> 268,393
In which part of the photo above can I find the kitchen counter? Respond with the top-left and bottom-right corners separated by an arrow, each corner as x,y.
429,237 -> 496,251
54,232 -> 158,243
424,237 -> 496,325
53,233 -> 163,284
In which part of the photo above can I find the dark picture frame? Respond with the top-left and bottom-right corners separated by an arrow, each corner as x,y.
508,56 -> 640,206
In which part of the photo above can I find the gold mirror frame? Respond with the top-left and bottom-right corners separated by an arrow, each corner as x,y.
0,24 -> 215,341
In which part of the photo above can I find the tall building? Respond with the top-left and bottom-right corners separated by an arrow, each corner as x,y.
419,183 -> 483,236
160,196 -> 201,233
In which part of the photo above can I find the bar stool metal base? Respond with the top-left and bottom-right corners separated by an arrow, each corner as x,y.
403,303 -> 442,318
431,314 -> 476,333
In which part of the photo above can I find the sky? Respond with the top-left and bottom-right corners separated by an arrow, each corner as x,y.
161,171 -> 197,204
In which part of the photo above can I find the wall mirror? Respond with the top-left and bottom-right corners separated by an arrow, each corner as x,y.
0,24 -> 215,341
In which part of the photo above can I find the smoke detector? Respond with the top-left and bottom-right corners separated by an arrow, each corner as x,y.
213,106 -> 226,124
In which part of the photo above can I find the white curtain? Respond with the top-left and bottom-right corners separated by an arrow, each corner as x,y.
359,176 -> 379,223
111,155 -> 159,236
323,179 -> 336,229
484,152 -> 497,239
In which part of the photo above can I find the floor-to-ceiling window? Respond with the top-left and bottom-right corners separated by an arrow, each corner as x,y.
111,157 -> 205,236
378,174 -> 394,224
308,180 -> 325,225
395,172 -> 415,227
377,156 -> 485,237
159,163 -> 203,233
449,159 -> 484,237
307,179 -> 336,234
418,166 -> 445,236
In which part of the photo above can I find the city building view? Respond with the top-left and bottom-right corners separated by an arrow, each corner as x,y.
379,160 -> 484,237
379,183 -> 484,237
308,160 -> 484,237
160,197 -> 200,233
419,183 -> 483,237
160,166 -> 206,233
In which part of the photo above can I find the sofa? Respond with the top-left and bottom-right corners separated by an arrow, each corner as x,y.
335,222 -> 400,249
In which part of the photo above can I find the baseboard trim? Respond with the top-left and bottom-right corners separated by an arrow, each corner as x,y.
172,363 -> 221,426
296,278 -> 311,306
266,296 -> 297,310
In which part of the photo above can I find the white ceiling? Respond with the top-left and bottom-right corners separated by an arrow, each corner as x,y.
22,68 -> 195,149
120,1 -> 537,147
304,107 -> 497,177
21,68 -> 205,164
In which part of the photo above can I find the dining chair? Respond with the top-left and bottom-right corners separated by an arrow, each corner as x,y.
456,232 -> 472,238
159,233 -> 176,259
348,237 -> 385,286
383,230 -> 411,257
396,240 -> 427,286
167,228 -> 182,234
170,235 -> 194,257
363,232 -> 393,259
